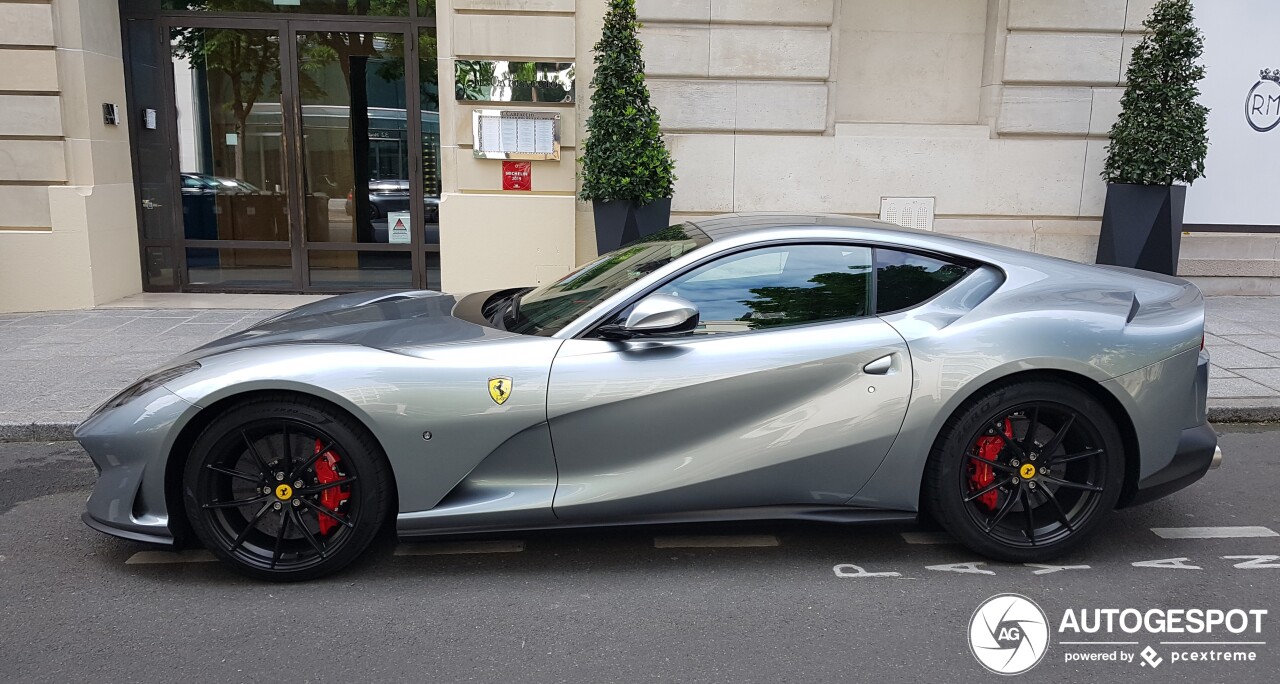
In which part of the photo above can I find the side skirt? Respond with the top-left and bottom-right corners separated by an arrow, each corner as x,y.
396,505 -> 918,539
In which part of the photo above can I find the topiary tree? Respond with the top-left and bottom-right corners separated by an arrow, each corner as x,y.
579,0 -> 675,204
1103,0 -> 1209,186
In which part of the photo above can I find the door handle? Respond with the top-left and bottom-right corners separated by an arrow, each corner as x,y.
863,355 -> 894,375
142,199 -> 163,209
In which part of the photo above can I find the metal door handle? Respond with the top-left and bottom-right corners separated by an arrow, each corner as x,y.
863,355 -> 894,375
142,199 -> 163,209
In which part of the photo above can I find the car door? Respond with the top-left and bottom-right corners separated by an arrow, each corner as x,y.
547,242 -> 913,521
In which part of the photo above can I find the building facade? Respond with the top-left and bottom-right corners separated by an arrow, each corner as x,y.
0,0 -> 1272,313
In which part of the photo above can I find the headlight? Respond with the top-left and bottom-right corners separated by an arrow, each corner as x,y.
92,361 -> 202,415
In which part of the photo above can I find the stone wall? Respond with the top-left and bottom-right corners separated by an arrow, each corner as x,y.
0,0 -> 141,313
437,0 -> 579,292
624,0 -> 1163,265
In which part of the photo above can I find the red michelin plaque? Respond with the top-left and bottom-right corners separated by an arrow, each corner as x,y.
502,161 -> 532,191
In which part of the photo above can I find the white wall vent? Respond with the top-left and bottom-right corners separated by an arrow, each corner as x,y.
879,197 -> 936,231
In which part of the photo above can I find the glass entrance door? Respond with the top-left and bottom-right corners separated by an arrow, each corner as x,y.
129,14 -> 439,292
295,29 -> 416,288
173,25 -> 294,288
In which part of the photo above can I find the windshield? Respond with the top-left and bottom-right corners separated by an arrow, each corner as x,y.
506,224 -> 711,336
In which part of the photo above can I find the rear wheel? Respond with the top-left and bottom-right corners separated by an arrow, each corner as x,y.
182,397 -> 391,581
922,380 -> 1124,562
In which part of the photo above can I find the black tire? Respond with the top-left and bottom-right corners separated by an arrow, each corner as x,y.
922,379 -> 1124,562
182,396 -> 391,581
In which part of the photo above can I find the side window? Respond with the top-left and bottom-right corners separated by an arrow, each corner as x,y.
654,244 -> 873,334
874,249 -> 973,314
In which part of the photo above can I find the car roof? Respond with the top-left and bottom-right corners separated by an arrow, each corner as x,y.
685,213 -> 927,242
679,212 -> 1034,269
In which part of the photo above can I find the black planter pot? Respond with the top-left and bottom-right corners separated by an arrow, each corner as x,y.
592,200 -> 633,254
1095,183 -> 1187,276
592,198 -> 673,253
632,197 -> 673,241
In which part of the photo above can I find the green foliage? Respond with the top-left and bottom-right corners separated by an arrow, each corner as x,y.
579,0 -> 676,203
1103,0 -> 1210,186
455,60 -> 497,100
739,272 -> 870,329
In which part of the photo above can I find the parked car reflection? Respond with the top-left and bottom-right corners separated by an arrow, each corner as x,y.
180,173 -> 260,195
179,172 -> 291,243
345,179 -> 441,244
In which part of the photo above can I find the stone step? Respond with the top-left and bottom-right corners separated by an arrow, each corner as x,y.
1178,234 -> 1280,294
1185,277 -> 1280,297
1180,233 -> 1280,261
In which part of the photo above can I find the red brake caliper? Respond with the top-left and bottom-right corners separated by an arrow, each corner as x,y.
312,439 -> 351,535
969,419 -> 1013,512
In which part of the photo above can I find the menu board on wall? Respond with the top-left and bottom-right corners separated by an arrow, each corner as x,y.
472,109 -> 562,161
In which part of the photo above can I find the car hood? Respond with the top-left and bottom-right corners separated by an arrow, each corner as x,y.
175,289 -> 518,362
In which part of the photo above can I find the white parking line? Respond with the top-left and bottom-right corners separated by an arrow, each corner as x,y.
125,550 -> 218,565
653,534 -> 779,549
1151,526 -> 1278,539
394,540 -> 525,556
900,531 -> 955,545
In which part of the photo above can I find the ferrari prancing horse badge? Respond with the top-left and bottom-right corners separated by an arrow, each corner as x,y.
488,376 -> 513,405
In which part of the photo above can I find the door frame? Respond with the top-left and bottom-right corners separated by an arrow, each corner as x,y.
121,8 -> 437,293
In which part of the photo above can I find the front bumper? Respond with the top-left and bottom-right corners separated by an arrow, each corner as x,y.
1124,421 -> 1220,507
76,386 -> 194,546
82,511 -> 176,546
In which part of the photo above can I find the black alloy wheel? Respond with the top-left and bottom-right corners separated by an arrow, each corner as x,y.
183,397 -> 391,581
923,380 -> 1125,562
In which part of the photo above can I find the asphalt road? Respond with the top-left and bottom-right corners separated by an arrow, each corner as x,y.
1,426 -> 1277,683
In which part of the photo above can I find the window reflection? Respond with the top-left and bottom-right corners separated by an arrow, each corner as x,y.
187,248 -> 293,287
154,5 -> 442,291
874,250 -> 973,314
297,30 -> 416,249
310,251 -> 412,287
171,26 -> 294,284
420,28 -> 441,244
162,0 -> 409,15
658,245 -> 874,333
455,60 -> 575,102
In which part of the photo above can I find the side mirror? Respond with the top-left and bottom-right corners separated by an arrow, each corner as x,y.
597,294 -> 700,339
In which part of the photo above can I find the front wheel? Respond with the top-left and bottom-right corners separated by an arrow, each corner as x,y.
922,380 -> 1125,562
182,397 -> 391,581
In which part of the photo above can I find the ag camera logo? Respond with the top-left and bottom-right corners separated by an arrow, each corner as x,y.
969,594 -> 1050,675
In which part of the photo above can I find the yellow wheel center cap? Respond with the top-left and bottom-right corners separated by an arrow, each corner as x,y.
1020,463 -> 1037,480
275,483 -> 293,500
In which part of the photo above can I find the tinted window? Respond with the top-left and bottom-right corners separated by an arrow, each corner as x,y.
874,250 -> 973,314
654,244 -> 873,334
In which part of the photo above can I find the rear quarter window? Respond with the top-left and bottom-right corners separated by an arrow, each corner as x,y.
875,249 -> 974,314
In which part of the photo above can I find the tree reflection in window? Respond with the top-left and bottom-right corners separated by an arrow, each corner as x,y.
738,269 -> 870,329
657,244 -> 873,334
874,252 -> 972,314
162,0 -> 410,15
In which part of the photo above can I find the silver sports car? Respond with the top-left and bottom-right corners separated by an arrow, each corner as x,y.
77,214 -> 1221,580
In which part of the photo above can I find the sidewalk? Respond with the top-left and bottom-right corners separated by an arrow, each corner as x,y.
1,295 -> 1278,440
1201,296 -> 1280,420
0,293 -> 328,441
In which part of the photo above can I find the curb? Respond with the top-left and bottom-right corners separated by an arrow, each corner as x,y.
1206,398 -> 1280,424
